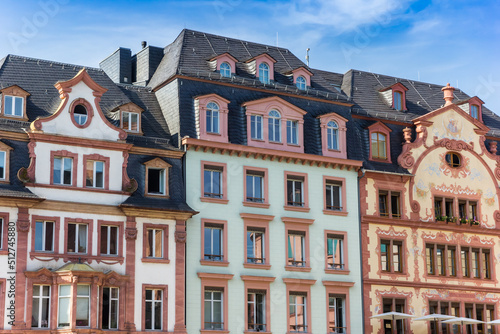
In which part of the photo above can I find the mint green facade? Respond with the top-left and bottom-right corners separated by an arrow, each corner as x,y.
184,148 -> 363,334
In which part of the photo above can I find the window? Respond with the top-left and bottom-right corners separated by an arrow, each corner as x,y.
4,95 -> 24,117
287,120 -> 299,145
146,228 -> 163,258
204,289 -> 223,330
220,62 -> 231,78
53,157 -> 73,185
142,223 -> 168,263
85,160 -> 104,188
379,190 -> 401,218
296,75 -> 306,90
247,291 -> 266,331
426,244 -> 457,277
122,111 -> 140,132
102,287 -> 119,330
0,217 -> 3,251
382,298 -> 406,334
250,115 -> 263,140
327,234 -> 344,270
246,171 -> 264,203
100,225 -> 118,256
328,295 -> 346,334
428,301 -> 461,334
204,224 -> 223,261
145,289 -> 163,330
58,285 -> 71,327
0,142 -> 13,182
35,220 -> 54,252
268,110 -> 281,142
32,285 -> 50,328
288,231 -> 305,267
289,293 -> 307,332
144,158 -> 171,197
458,200 -> 478,220
287,175 -> 304,207
380,239 -> 403,273
371,132 -> 387,159
470,104 -> 479,119
204,166 -> 223,198
393,91 -> 403,111
206,102 -> 220,134
258,63 -> 270,84
76,285 -> 90,327
73,104 -> 88,126
67,223 -> 88,254
247,228 -> 265,264
445,152 -> 461,168
327,121 -> 339,150
325,180 -> 342,211
460,246 -> 491,279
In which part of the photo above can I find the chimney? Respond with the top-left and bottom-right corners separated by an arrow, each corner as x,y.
141,41 -> 147,49
441,83 -> 455,106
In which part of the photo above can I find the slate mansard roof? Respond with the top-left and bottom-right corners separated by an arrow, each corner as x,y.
0,55 -> 192,212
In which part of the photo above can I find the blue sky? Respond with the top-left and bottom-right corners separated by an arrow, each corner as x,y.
1,0 -> 499,112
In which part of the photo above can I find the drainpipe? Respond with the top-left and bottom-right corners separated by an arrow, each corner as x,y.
358,167 -> 366,334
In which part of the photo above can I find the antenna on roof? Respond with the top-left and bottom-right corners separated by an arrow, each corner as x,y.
306,48 -> 310,67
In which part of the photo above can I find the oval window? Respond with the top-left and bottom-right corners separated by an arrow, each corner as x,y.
73,104 -> 88,125
445,152 -> 461,168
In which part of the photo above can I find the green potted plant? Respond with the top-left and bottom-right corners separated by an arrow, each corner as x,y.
460,217 -> 468,225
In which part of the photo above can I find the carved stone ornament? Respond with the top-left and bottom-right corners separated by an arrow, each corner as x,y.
410,200 -> 420,213
433,137 -> 474,152
125,227 -> 138,240
494,210 -> 500,224
175,230 -> 187,244
17,220 -> 30,232
108,277 -> 117,285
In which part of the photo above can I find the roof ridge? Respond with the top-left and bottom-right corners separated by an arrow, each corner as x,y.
6,54 -> 103,72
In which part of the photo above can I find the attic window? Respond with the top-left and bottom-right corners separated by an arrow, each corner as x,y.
259,63 -> 270,84
4,96 -> 24,117
470,105 -> 479,120
123,111 -> 140,132
0,85 -> 30,121
220,62 -> 231,78
73,105 -> 88,125
69,98 -> 93,128
296,76 -> 306,90
394,91 -> 403,111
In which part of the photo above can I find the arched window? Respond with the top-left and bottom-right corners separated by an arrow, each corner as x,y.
470,104 -> 479,119
445,152 -> 461,168
268,110 -> 281,142
259,63 -> 270,84
393,91 -> 403,111
220,62 -> 231,78
327,121 -> 339,150
371,132 -> 387,159
206,102 -> 220,134
73,105 -> 88,125
296,76 -> 306,90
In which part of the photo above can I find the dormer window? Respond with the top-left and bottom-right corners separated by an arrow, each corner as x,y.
220,62 -> 231,78
73,105 -> 88,125
206,102 -> 220,134
123,111 -> 140,132
296,76 -> 306,90
470,104 -> 479,120
287,120 -> 299,145
268,110 -> 281,142
368,121 -> 392,162
251,115 -> 263,140
259,63 -> 270,84
0,141 -> 13,182
0,85 -> 30,121
394,91 -> 403,111
194,94 -> 229,143
379,83 -> 408,111
69,98 -> 93,128
144,158 -> 171,197
319,113 -> 348,159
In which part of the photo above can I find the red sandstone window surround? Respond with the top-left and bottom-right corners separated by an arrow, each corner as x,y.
324,230 -> 349,275
69,98 -> 94,129
63,218 -> 93,258
380,239 -> 404,274
318,113 -> 348,159
284,171 -> 309,212
0,85 -> 30,121
283,278 -> 315,334
198,272 -> 234,334
283,217 -> 313,272
97,220 -> 124,261
195,94 -> 230,143
0,141 -> 13,183
200,219 -> 228,266
82,154 -> 110,190
201,161 -> 228,204
368,122 -> 392,162
323,176 -> 347,216
50,150 -> 78,187
243,166 -> 270,208
144,158 -> 171,197
242,275 -> 275,332
142,284 -> 168,331
30,215 -> 61,258
142,223 -> 169,263
323,281 -> 354,334
241,213 -> 274,270
0,212 -> 9,255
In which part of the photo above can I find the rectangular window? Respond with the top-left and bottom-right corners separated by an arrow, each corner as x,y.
327,235 -> 344,270
204,289 -> 223,330
289,293 -> 307,332
328,295 -> 346,334
123,111 -> 139,132
204,224 -> 223,261
325,180 -> 342,211
67,223 -> 88,253
287,120 -> 299,145
145,289 -> 163,330
204,166 -> 223,198
251,115 -> 263,140
247,228 -> 265,264
102,287 -> 119,330
288,232 -> 305,267
383,298 -> 406,334
58,285 -> 71,327
246,172 -> 264,203
379,191 -> 388,216
380,240 -> 402,273
32,285 -> 50,328
4,95 -> 23,117
35,220 -> 54,252
483,250 -> 491,279
0,218 -> 3,249
287,176 -> 304,207
53,157 -> 73,185
146,228 -> 163,258
379,190 -> 400,218
461,248 -> 470,278
248,291 -> 266,331
100,225 -> 118,256
0,151 -> 5,180
445,198 -> 454,217
206,109 -> 219,134
86,160 -> 104,188
76,285 -> 90,327
147,168 -> 166,195
434,197 -> 443,217
460,247 -> 491,279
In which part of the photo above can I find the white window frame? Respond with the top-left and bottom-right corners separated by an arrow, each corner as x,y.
32,285 -> 50,328
67,223 -> 88,254
251,114 -> 263,140
204,226 -> 223,261
393,91 -> 403,111
86,160 -> 104,188
247,229 -> 265,263
58,285 -> 71,328
122,111 -> 140,132
296,76 -> 306,90
204,168 -> 223,198
35,220 -> 54,252
327,121 -> 339,150
327,235 -> 344,270
470,104 -> 479,119
287,177 -> 304,206
73,105 -> 88,125
102,287 -> 119,330
76,285 -> 91,327
147,167 -> 166,195
287,120 -> 299,145
0,151 -> 6,180
326,181 -> 342,211
220,62 -> 231,78
204,290 -> 223,330
268,110 -> 281,142
258,63 -> 270,84
206,102 -> 220,134
4,95 -> 24,117
288,232 -> 305,266
289,293 -> 307,332
248,291 -> 266,331
145,289 -> 163,330
53,157 -> 73,185
328,295 -> 346,334
246,173 -> 264,202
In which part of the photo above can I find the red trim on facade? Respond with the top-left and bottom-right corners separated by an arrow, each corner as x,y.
141,284 -> 169,331
0,212 -> 9,255
243,166 -> 269,208
174,220 -> 187,334
96,220 -> 124,263
69,98 -> 94,129
195,93 -> 230,143
200,218 -> 228,266
141,223 -> 169,263
283,278 -> 315,334
30,215 -> 61,259
200,161 -> 228,204
82,153 -> 111,190
324,230 -> 350,275
368,122 -> 392,163
63,217 -> 93,262
198,272 -> 234,334
49,150 -> 78,187
241,213 -> 274,269
13,207 -> 30,329
241,275 -> 276,333
323,281 -> 354,334
318,112 -> 348,159
124,215 -> 137,331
